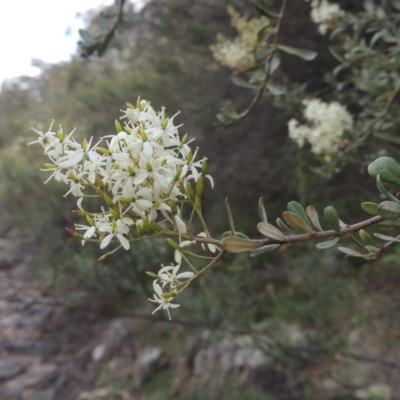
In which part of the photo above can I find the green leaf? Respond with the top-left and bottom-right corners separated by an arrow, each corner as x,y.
316,237 -> 339,249
257,222 -> 287,241
231,76 -> 261,90
277,45 -> 317,61
374,232 -> 400,242
368,156 -> 400,187
258,197 -> 268,223
361,202 -> 379,215
282,211 -> 314,233
266,83 -> 285,96
225,198 -> 236,236
250,244 -> 281,258
375,175 -> 400,203
306,205 -> 322,231
338,247 -> 364,257
221,237 -> 260,253
222,231 -> 250,240
377,200 -> 400,220
359,229 -> 377,247
373,132 -> 400,146
250,0 -> 280,18
345,255 -> 368,267
287,201 -> 312,229
324,206 -> 341,234
276,218 -> 292,235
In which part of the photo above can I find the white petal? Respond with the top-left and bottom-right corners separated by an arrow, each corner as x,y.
100,233 -> 114,249
174,215 -> 187,233
116,234 -> 130,250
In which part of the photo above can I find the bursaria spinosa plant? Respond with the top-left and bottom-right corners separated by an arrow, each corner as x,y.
31,101 -> 400,319
30,1 -> 400,319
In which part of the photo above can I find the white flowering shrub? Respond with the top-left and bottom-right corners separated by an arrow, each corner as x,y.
288,99 -> 353,160
31,0 -> 400,319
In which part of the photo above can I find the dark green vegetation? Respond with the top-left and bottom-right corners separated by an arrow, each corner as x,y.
1,0 -> 400,398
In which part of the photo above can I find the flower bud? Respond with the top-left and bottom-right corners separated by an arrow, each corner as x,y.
96,175 -> 105,190
82,138 -> 88,151
185,182 -> 195,201
97,147 -> 111,155
57,129 -> 64,141
196,176 -> 204,196
201,158 -> 208,176
162,291 -> 177,299
110,209 -> 120,220
136,224 -> 144,236
145,271 -> 159,279
86,214 -> 95,226
166,238 -> 179,249
66,228 -> 83,239
141,129 -> 148,142
103,194 -> 114,207
146,162 -> 153,172
115,119 -> 123,133
181,133 -> 189,144
72,209 -> 86,217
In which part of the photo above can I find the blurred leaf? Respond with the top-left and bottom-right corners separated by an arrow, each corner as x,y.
257,222 -> 287,241
368,156 -> 400,187
306,205 -> 322,231
359,229 -> 377,246
266,83 -> 285,96
221,236 -> 260,253
377,200 -> 400,220
287,201 -> 312,229
373,132 -> 400,146
222,231 -> 250,240
276,218 -> 292,235
258,197 -> 268,223
316,237 -> 339,249
338,247 -> 365,257
250,243 -> 280,258
277,45 -> 317,61
345,255 -> 368,267
361,202 -> 379,215
282,211 -> 314,233
231,76 -> 261,90
324,206 -> 341,234
374,232 -> 400,242
225,198 -> 236,236
376,175 -> 400,203
250,1 -> 280,18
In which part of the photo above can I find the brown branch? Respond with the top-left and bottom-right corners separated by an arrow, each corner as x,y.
235,0 -> 288,122
348,83 -> 400,151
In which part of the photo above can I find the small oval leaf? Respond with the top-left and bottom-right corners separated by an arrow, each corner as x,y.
361,202 -> 379,215
345,255 -> 368,267
306,205 -> 322,231
338,247 -> 364,257
359,229 -> 377,247
377,200 -> 400,220
277,44 -> 317,60
316,237 -> 339,249
250,244 -> 281,258
368,156 -> 400,187
374,232 -> 400,242
324,206 -> 341,234
222,231 -> 250,240
258,197 -> 268,223
282,211 -> 314,233
221,237 -> 260,253
257,222 -> 287,241
287,201 -> 312,229
276,218 -> 292,235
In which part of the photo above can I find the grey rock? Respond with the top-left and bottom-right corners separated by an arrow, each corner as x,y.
0,359 -> 25,383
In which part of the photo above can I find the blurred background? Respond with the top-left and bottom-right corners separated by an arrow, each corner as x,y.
0,0 -> 399,399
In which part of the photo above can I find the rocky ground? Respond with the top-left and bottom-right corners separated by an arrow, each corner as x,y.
0,219 -> 398,400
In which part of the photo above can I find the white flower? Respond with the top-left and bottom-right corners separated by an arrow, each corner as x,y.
149,280 -> 180,320
174,240 -> 195,264
288,98 -> 353,160
158,263 -> 194,288
197,232 -> 217,253
310,0 -> 343,35
211,6 -> 270,72
99,217 -> 134,250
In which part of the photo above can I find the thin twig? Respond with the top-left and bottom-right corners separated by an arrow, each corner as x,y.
235,0 -> 288,122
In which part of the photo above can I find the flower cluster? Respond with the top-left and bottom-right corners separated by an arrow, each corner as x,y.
210,6 -> 271,72
310,0 -> 343,35
30,100 -> 213,251
288,98 -> 353,160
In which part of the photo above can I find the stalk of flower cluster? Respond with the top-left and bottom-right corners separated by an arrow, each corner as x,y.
30,99 -> 216,319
